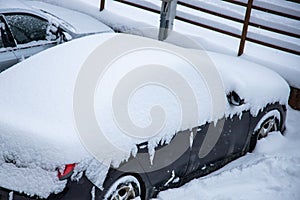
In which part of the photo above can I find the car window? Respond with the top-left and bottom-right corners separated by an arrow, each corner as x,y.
0,24 -> 4,48
0,18 -> 16,49
5,13 -> 48,45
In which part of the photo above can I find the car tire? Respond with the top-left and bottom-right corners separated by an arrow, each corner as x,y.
104,175 -> 142,200
249,111 -> 280,152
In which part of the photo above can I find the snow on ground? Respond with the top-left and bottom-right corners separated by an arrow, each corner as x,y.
155,107 -> 300,200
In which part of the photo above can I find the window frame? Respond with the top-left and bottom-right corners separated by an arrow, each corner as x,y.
0,14 -> 17,51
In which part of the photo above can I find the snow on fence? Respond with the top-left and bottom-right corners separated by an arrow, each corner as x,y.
99,0 -> 300,56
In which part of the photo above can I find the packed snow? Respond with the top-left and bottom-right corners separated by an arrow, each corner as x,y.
0,163 -> 66,198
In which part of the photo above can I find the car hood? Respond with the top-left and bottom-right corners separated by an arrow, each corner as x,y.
206,51 -> 290,117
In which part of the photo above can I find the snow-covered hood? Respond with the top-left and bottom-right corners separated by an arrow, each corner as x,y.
207,51 -> 290,117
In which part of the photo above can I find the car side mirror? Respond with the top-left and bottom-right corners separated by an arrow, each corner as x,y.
47,21 -> 72,42
60,31 -> 72,42
227,91 -> 245,106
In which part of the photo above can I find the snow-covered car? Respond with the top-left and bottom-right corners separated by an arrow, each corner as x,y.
0,0 -> 113,72
0,33 -> 289,200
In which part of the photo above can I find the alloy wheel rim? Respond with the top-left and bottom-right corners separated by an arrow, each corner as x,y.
111,183 -> 137,200
258,117 -> 278,139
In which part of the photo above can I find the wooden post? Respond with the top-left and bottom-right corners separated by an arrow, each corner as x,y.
238,0 -> 254,56
100,0 -> 106,11
289,87 -> 300,110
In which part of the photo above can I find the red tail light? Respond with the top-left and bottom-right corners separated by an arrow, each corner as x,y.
57,163 -> 76,180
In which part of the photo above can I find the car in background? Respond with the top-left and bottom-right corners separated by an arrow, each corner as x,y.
0,0 -> 113,72
0,33 -> 289,200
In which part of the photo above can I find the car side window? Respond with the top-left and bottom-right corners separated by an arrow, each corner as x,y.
0,23 -> 4,48
0,16 -> 16,49
4,13 -> 48,45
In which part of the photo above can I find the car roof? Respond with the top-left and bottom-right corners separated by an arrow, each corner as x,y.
0,0 -> 34,11
0,0 -> 49,21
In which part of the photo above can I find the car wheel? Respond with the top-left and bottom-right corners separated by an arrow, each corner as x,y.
104,175 -> 142,200
249,111 -> 280,152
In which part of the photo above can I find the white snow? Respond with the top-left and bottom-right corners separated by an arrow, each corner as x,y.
0,34 -> 115,197
0,163 -> 66,198
208,51 -> 290,117
155,107 -> 300,200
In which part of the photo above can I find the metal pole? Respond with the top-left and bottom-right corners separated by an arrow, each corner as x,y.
158,0 -> 178,41
238,0 -> 254,56
100,0 -> 106,11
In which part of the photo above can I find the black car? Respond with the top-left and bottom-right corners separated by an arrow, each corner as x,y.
0,33 -> 289,200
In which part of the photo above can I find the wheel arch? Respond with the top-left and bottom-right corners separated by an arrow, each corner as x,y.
247,102 -> 287,152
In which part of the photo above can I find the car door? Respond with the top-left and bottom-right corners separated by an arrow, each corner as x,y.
3,13 -> 57,61
186,112 -> 251,177
131,130 -> 191,191
0,15 -> 18,72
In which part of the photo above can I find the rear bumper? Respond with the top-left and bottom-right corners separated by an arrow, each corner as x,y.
0,175 -> 94,200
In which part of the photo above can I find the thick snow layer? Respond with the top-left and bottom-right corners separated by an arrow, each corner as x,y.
0,163 -> 66,198
0,35 -> 115,197
155,107 -> 300,200
207,51 -> 290,117
0,32 -> 221,164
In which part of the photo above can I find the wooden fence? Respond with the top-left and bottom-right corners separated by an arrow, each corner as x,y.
99,0 -> 300,56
